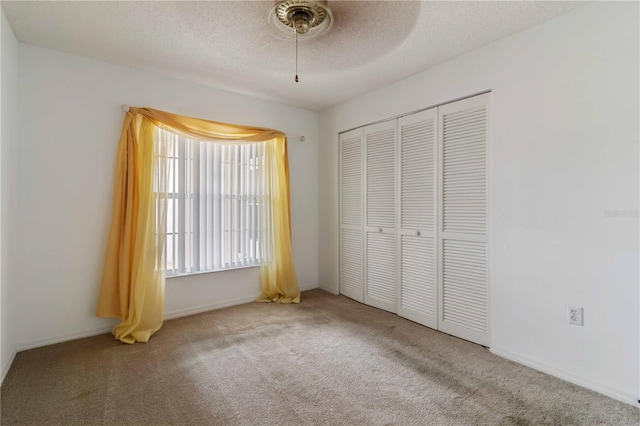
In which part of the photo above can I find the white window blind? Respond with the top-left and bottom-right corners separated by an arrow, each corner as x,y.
156,127 -> 266,276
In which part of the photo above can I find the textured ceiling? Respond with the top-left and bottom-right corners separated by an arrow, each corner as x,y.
2,1 -> 587,111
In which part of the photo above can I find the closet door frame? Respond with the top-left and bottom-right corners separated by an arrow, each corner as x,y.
437,93 -> 491,347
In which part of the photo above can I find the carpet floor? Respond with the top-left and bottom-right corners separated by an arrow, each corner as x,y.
1,289 -> 638,425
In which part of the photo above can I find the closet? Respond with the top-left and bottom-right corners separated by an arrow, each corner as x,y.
338,93 -> 489,346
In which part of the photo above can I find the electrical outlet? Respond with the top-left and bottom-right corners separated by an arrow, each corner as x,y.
568,307 -> 584,326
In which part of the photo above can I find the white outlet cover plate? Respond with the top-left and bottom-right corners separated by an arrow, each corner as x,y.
568,307 -> 584,326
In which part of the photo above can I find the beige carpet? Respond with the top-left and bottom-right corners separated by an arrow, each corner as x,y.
1,289 -> 638,425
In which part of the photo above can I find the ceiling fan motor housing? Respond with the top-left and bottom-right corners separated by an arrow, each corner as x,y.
276,0 -> 328,34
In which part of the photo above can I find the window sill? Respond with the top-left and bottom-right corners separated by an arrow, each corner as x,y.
166,264 -> 261,280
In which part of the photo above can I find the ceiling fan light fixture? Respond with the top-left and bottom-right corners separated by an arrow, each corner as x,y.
291,10 -> 311,34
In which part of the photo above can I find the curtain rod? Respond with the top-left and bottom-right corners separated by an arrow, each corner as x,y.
337,89 -> 492,135
119,104 -> 306,142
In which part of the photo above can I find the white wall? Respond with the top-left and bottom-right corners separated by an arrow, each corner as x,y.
9,44 -> 319,351
319,3 -> 639,405
1,10 -> 19,383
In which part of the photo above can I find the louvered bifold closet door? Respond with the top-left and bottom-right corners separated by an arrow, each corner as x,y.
397,108 -> 438,329
340,129 -> 364,303
437,93 -> 490,346
364,121 -> 397,313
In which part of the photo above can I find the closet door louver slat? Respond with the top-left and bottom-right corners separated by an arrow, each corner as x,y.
400,235 -> 436,324
340,228 -> 363,302
397,109 -> 437,328
367,233 -> 396,303
366,127 -> 395,229
339,129 -> 364,302
443,239 -> 487,334
364,121 -> 396,312
341,135 -> 363,227
438,94 -> 490,346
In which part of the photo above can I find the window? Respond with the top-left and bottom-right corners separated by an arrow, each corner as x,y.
156,127 -> 266,276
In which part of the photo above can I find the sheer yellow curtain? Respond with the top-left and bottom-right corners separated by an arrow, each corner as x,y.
97,107 -> 300,344
96,114 -> 169,343
256,138 -> 300,303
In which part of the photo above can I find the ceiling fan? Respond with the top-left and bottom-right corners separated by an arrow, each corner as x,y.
270,0 -> 334,82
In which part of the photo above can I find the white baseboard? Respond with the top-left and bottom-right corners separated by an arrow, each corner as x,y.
1,348 -> 17,384
11,283 -> 323,358
299,282 -> 319,292
163,295 -> 258,320
318,283 -> 339,295
164,284 -> 318,320
17,324 -> 116,352
490,345 -> 639,408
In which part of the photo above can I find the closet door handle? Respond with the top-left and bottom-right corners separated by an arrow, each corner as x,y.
414,231 -> 421,236
378,228 -> 383,233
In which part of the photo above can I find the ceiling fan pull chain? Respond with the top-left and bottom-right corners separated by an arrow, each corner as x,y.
295,31 -> 299,83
